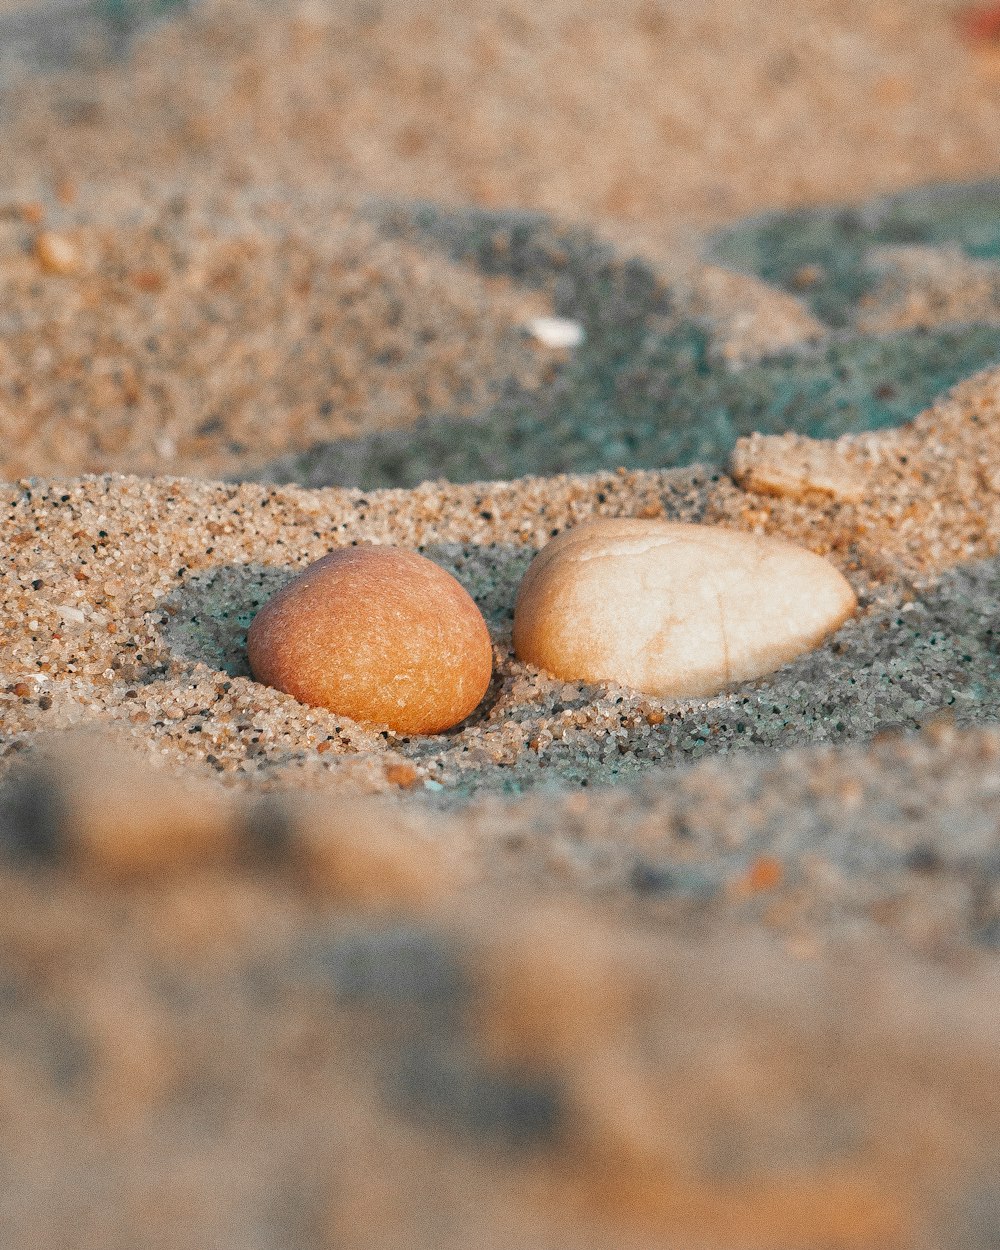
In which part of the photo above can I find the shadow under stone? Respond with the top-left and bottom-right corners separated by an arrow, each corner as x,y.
159,562 -> 297,679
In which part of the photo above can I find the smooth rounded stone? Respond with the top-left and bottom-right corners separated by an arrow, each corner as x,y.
513,519 -> 857,699
248,547 -> 492,734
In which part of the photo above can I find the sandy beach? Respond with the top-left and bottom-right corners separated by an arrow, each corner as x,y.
1,1 -> 1000,1246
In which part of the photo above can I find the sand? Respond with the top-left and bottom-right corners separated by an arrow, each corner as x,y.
1,0 -> 1000,1246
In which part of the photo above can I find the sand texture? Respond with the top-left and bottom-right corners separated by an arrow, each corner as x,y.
1,0 -> 1000,1246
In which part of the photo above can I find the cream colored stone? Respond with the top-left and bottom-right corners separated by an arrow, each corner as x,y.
513,519 -> 857,699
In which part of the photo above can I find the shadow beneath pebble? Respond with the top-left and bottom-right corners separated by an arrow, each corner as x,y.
159,563 -> 298,678
416,541 -> 535,637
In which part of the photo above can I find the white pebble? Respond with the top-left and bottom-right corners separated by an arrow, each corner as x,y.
513,519 -> 857,699
526,316 -> 585,350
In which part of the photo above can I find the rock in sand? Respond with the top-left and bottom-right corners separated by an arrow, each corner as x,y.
248,546 -> 492,734
513,519 -> 857,699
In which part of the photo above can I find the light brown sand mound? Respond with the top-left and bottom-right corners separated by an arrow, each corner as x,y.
0,191 -> 550,479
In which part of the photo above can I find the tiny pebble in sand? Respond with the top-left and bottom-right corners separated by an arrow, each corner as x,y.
34,231 -> 80,276
247,546 -> 493,734
513,519 -> 857,698
527,316 -> 586,349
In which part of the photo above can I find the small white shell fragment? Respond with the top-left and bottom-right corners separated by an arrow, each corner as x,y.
513,518 -> 857,699
526,316 -> 585,350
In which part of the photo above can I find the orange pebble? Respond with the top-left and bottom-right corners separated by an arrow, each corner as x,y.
385,761 -> 420,788
248,546 -> 492,735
